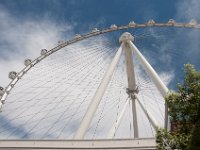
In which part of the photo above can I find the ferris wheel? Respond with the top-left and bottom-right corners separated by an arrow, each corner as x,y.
0,19 -> 199,148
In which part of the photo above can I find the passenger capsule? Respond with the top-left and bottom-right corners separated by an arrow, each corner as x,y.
9,71 -> 17,80
110,24 -> 117,30
128,21 -> 136,27
92,28 -> 99,33
24,59 -> 32,66
41,49 -> 48,55
74,34 -> 81,39
189,19 -> 197,26
168,19 -> 176,25
147,19 -> 155,26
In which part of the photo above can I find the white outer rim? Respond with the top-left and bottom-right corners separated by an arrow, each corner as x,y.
0,21 -> 200,106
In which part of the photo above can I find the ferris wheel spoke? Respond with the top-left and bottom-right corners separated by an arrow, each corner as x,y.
1,22 -> 199,140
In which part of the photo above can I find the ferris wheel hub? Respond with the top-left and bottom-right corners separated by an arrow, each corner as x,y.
119,32 -> 134,43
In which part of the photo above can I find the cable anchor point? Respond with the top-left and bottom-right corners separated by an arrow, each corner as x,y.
126,87 -> 139,99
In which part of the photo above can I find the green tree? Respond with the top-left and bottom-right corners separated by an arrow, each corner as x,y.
156,64 -> 200,150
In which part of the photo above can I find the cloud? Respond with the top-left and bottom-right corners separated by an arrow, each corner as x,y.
175,0 -> 200,64
0,5 -> 74,87
0,32 -> 170,139
0,114 -> 32,139
175,0 -> 200,21
0,4 -> 175,139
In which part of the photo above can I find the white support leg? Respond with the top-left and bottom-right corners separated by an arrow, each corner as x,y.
123,44 -> 138,137
128,41 -> 168,97
135,94 -> 158,129
107,99 -> 129,138
128,40 -> 169,129
131,98 -> 138,137
74,44 -> 123,139
119,33 -> 139,138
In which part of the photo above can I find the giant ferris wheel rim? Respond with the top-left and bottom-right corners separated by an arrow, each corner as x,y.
0,19 -> 200,106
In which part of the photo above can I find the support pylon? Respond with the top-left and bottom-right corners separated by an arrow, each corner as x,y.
119,32 -> 139,138
127,33 -> 169,129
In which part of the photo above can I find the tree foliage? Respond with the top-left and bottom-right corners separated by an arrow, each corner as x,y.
156,64 -> 200,150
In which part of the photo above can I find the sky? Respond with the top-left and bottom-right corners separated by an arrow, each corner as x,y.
0,0 -> 200,139
0,0 -> 200,87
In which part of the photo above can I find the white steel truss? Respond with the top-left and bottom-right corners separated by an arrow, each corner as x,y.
0,20 -> 199,149
74,32 -> 169,139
